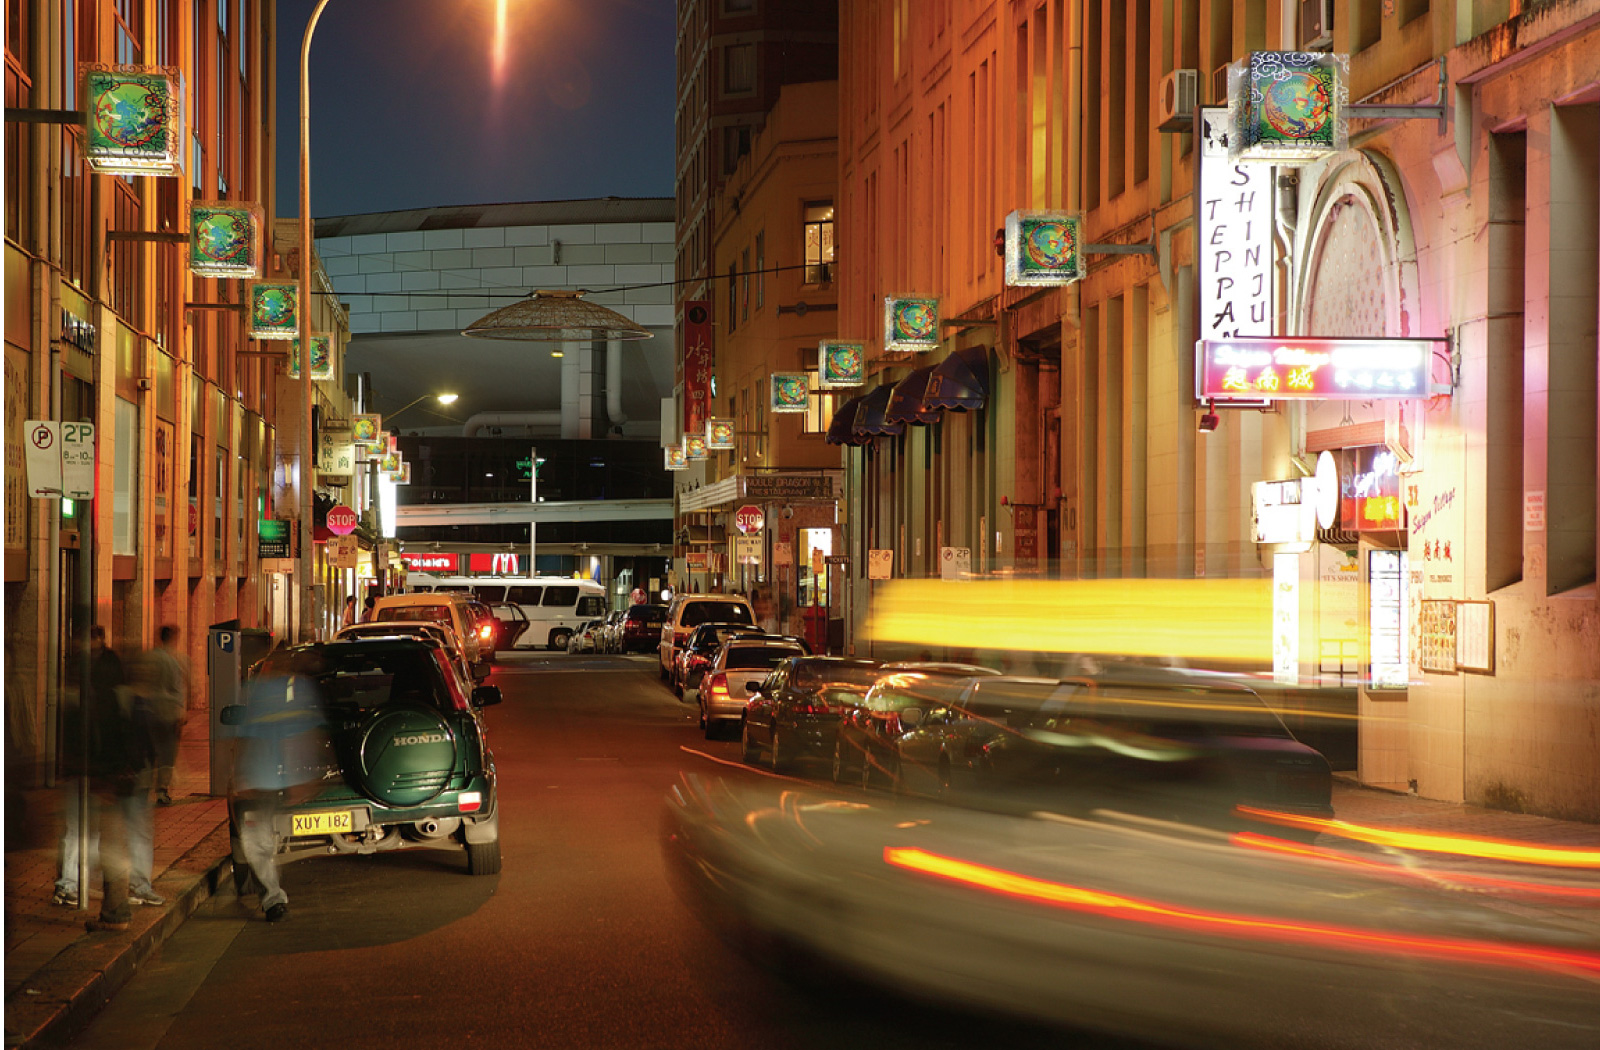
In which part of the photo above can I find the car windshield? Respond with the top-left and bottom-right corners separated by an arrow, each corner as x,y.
376,605 -> 454,626
724,645 -> 801,670
692,624 -> 757,651
791,661 -> 883,691
628,605 -> 667,623
682,601 -> 753,628
255,645 -> 456,713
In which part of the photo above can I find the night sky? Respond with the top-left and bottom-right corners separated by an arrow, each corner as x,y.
274,0 -> 676,219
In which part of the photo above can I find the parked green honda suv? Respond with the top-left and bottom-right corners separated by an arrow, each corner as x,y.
223,636 -> 502,880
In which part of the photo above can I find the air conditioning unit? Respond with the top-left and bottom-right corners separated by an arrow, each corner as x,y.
1299,0 -> 1333,50
1157,69 -> 1199,132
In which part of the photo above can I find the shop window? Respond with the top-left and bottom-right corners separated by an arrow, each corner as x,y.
803,201 -> 834,284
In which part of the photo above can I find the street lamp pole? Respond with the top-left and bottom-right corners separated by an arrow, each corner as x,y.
298,0 -> 332,641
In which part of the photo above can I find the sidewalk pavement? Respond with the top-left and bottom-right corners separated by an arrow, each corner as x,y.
4,723 -> 233,1050
3,745 -> 1596,1050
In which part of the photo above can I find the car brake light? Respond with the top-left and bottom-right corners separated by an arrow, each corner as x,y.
458,791 -> 482,813
706,674 -> 731,701
795,700 -> 829,715
478,624 -> 493,640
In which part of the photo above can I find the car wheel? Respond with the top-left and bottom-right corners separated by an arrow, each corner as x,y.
740,718 -> 758,764
549,629 -> 572,652
698,700 -> 707,731
703,717 -> 719,740
770,727 -> 789,773
466,838 -> 502,876
673,675 -> 683,699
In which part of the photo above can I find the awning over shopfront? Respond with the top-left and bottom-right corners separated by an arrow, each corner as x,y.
885,365 -> 942,425
923,345 -> 990,412
850,384 -> 905,440
826,393 -> 871,446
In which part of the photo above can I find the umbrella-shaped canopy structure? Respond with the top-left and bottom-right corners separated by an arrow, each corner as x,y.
462,289 -> 652,342
851,384 -> 905,440
884,365 -> 942,426
923,345 -> 990,411
826,393 -> 871,446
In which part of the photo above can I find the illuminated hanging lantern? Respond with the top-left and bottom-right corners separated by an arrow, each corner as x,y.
1229,51 -> 1347,165
883,296 -> 940,352
818,341 -> 865,388
352,415 -> 383,448
684,434 -> 709,461
705,419 -> 735,450
396,462 -> 413,485
664,446 -> 688,470
287,335 -> 334,380
81,65 -> 185,176
1004,211 -> 1084,286
379,452 -> 403,478
187,201 -> 263,278
770,373 -> 810,414
248,282 -> 299,340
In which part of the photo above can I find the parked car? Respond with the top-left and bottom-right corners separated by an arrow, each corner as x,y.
674,622 -> 768,698
697,635 -> 808,739
367,592 -> 487,676
658,594 -> 756,681
333,622 -> 463,677
619,604 -> 668,654
407,575 -> 607,651
832,663 -> 1004,787
566,619 -> 604,653
740,656 -> 882,772
487,600 -> 531,650
465,599 -> 500,661
223,637 -> 502,881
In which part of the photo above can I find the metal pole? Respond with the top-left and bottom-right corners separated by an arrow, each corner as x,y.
298,0 -> 332,641
74,496 -> 93,910
529,445 -> 537,575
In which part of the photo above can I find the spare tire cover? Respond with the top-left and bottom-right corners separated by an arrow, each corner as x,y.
355,706 -> 458,806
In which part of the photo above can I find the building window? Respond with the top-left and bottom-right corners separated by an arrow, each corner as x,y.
723,43 -> 755,96
726,263 -> 737,331
741,247 -> 751,321
114,0 -> 142,64
803,372 -> 826,434
803,201 -> 834,283
723,124 -> 751,175
721,0 -> 755,13
755,231 -> 765,309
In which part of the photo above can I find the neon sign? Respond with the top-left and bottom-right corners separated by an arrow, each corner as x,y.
1197,338 -> 1441,401
401,552 -> 458,572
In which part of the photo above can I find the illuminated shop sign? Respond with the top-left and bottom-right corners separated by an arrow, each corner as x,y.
469,552 -> 521,575
248,282 -> 299,340
82,65 -> 185,176
1198,109 -> 1274,343
705,419 -> 735,450
1227,51 -> 1347,166
288,335 -> 334,380
770,373 -> 810,414
1253,479 -> 1315,545
188,201 -> 263,278
818,342 -> 865,387
1197,338 -> 1439,401
883,297 -> 940,353
1367,550 -> 1409,690
1003,211 -> 1083,287
401,552 -> 458,573
664,446 -> 687,471
1340,446 -> 1403,532
683,434 -> 708,461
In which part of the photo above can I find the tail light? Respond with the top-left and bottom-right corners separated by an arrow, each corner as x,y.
705,673 -> 731,703
457,791 -> 482,813
478,623 -> 493,641
792,695 -> 830,715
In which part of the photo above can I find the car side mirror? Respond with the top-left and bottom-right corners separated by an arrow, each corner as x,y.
746,681 -> 763,693
472,685 -> 503,707
220,704 -> 246,726
900,706 -> 924,729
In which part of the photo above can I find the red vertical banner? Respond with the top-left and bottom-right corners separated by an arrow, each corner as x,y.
682,300 -> 713,438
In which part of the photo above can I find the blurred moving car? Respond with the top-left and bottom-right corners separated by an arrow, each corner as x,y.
741,656 -> 882,772
566,619 -> 604,654
224,636 -> 502,880
697,635 -> 807,739
658,594 -> 755,681
832,663 -> 1004,788
368,592 -> 486,676
673,622 -> 767,699
487,600 -> 530,650
619,603 -> 668,654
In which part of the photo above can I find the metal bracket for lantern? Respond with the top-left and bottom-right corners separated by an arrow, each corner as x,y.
1347,57 -> 1449,135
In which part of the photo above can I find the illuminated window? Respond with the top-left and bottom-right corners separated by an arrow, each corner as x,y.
803,201 -> 834,284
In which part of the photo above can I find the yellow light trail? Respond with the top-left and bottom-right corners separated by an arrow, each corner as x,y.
492,0 -> 509,85
1236,806 -> 1600,868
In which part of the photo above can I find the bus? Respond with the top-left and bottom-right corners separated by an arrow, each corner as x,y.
405,575 -> 607,651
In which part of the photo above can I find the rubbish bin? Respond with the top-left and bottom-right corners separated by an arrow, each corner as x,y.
207,623 -> 274,796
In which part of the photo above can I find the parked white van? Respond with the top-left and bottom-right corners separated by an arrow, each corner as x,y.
406,575 -> 607,651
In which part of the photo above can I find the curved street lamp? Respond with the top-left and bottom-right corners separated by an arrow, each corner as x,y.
386,391 -> 460,426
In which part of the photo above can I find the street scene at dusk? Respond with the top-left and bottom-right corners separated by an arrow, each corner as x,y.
5,2 -> 1600,1048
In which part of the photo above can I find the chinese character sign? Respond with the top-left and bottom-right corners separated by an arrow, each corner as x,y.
317,428 -> 356,478
682,300 -> 714,437
770,373 -> 810,414
82,65 -> 185,176
1198,338 -> 1437,401
818,342 -> 865,387
1198,109 -> 1274,341
287,335 -> 334,380
705,419 -> 735,450
187,201 -> 263,278
1003,211 -> 1083,287
884,297 -> 940,352
1229,51 -> 1347,165
248,282 -> 299,340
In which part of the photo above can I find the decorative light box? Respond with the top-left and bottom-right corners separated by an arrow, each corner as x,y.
351,415 -> 383,448
287,335 -> 334,381
82,65 -> 185,176
818,342 -> 865,387
248,282 -> 299,340
397,462 -> 413,485
770,373 -> 811,413
1004,211 -> 1084,286
1228,51 -> 1347,165
684,434 -> 709,461
883,297 -> 940,352
187,201 -> 263,278
705,419 -> 735,450
664,446 -> 688,471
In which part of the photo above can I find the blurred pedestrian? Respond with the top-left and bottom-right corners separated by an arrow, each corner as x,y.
751,586 -> 777,634
54,627 -> 163,908
143,624 -> 189,806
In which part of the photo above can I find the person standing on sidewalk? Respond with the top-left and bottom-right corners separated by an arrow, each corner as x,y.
144,624 -> 189,806
54,627 -> 164,908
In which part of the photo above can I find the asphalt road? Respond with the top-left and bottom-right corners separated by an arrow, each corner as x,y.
63,651 -> 1142,1050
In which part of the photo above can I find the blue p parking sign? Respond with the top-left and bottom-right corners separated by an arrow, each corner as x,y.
216,632 -> 235,653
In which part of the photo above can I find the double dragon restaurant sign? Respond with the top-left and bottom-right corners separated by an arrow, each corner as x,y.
1197,337 -> 1445,403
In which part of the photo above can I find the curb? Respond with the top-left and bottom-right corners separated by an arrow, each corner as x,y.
5,824 -> 233,1050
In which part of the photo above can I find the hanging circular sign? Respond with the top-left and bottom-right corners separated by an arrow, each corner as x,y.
1314,450 -> 1338,530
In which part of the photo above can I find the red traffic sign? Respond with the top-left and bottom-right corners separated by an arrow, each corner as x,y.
327,504 -> 359,536
734,504 -> 765,535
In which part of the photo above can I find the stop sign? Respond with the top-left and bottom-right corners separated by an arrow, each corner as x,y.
327,504 -> 359,536
734,504 -> 765,534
